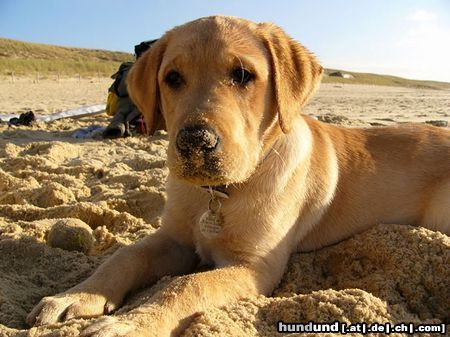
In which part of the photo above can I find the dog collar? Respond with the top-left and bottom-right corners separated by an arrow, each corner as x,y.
198,143 -> 277,200
199,185 -> 228,238
201,185 -> 229,199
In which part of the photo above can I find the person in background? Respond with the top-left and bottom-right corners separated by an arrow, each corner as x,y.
103,40 -> 159,138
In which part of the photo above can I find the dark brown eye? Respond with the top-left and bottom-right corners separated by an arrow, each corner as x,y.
165,70 -> 184,89
231,67 -> 254,86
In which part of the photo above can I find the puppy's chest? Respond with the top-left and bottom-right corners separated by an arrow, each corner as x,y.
193,199 -> 253,267
193,208 -> 230,266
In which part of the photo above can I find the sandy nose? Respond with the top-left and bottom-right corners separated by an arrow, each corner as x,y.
176,126 -> 219,154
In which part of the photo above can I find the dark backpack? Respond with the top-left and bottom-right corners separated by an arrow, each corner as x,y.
105,40 -> 157,117
103,40 -> 158,138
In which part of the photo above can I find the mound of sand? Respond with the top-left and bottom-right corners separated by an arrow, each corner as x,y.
0,81 -> 449,336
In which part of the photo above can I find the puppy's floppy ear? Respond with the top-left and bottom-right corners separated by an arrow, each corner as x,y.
257,23 -> 323,133
127,38 -> 167,135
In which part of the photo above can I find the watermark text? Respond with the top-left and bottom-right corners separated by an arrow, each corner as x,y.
277,321 -> 446,334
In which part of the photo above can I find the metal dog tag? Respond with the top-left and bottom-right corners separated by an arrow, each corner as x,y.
199,210 -> 223,238
199,187 -> 228,238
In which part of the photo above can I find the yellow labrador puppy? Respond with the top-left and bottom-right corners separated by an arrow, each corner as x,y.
28,16 -> 449,336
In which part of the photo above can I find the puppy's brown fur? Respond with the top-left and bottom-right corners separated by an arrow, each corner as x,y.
27,16 -> 450,337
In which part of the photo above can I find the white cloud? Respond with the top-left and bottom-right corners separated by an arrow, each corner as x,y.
322,8 -> 450,82
399,16 -> 446,49
407,9 -> 437,22
393,9 -> 450,81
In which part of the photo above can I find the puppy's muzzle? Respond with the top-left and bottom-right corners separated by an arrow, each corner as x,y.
176,125 -> 220,156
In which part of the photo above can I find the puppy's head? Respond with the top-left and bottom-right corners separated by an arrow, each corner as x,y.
127,16 -> 322,186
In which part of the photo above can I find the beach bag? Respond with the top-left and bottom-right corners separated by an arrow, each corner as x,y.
103,40 -> 163,138
105,62 -> 134,116
105,40 -> 158,118
105,91 -> 118,116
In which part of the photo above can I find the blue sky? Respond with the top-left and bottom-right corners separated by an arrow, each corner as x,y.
1,0 -> 450,82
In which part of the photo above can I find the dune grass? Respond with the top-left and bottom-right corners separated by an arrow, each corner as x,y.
0,38 -> 133,77
0,58 -> 126,77
322,69 -> 450,90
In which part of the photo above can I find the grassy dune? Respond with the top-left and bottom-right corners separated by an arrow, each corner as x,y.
0,38 -> 133,77
1,37 -> 449,89
322,69 -> 450,90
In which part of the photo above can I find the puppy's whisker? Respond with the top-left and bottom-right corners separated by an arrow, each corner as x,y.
230,182 -> 241,191
236,55 -> 245,82
271,147 -> 287,167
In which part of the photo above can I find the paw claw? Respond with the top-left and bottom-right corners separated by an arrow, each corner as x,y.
80,317 -> 140,337
104,301 -> 117,314
27,292 -> 109,326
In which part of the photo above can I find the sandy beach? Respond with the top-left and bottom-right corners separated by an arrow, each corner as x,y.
0,78 -> 449,336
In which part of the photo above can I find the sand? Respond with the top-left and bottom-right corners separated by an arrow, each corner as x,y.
0,77 -> 112,116
0,78 -> 449,337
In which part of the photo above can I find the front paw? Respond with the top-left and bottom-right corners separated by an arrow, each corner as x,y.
80,316 -> 151,337
26,292 -> 118,326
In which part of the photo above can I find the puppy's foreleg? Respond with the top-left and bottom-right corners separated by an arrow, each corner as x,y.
81,257 -> 287,337
27,232 -> 198,326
